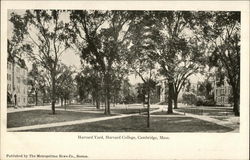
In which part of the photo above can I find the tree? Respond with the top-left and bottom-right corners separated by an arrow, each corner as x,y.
69,10 -> 134,115
56,64 -> 75,109
182,92 -> 197,105
171,39 -> 205,109
28,64 -> 50,105
148,11 -> 204,111
75,66 -> 102,109
185,80 -> 191,92
126,11 -> 158,127
197,79 -> 213,99
198,11 -> 240,116
28,63 -> 42,105
10,10 -> 71,114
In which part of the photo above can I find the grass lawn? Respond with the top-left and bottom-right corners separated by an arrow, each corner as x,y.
25,115 -> 233,132
111,108 -> 157,114
56,104 -> 97,110
151,111 -> 181,115
175,107 -> 234,116
57,104 -> 158,114
7,109 -> 111,128
210,116 -> 232,121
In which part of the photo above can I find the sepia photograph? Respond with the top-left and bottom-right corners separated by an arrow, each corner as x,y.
1,1 -> 249,160
6,9 -> 240,132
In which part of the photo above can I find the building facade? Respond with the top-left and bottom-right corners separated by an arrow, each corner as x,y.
157,80 -> 167,102
213,78 -> 232,106
151,74 -> 232,106
7,58 -> 28,107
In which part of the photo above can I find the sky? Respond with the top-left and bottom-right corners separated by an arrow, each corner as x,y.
60,49 -> 82,70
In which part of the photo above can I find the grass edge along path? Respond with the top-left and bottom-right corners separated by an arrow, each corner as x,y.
174,110 -> 239,131
7,113 -> 135,132
8,107 -> 162,132
27,115 -> 233,132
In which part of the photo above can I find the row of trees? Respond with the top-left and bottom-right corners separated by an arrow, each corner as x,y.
8,10 -> 240,116
28,62 -> 75,108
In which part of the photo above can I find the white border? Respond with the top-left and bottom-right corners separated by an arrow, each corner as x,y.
1,1 -> 249,160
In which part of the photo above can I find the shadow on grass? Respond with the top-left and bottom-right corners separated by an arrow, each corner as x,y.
7,109 -> 113,128
25,115 -> 233,132
175,108 -> 234,116
151,111 -> 181,115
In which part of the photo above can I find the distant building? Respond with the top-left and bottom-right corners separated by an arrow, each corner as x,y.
155,79 -> 199,103
156,80 -> 167,102
213,78 -> 232,106
7,57 -> 28,107
154,79 -> 168,103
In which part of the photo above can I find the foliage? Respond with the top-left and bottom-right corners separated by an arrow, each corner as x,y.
196,96 -> 216,106
197,11 -> 240,116
146,11 -> 203,110
10,10 -> 71,114
182,92 -> 197,105
28,63 -> 50,105
9,10 -> 241,117
69,10 -> 134,114
56,64 -> 75,104
197,80 -> 213,99
75,66 -> 102,103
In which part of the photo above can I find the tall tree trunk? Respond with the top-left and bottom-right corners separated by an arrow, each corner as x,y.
35,91 -> 38,106
230,81 -> 240,116
173,93 -> 178,109
106,86 -> 111,114
232,89 -> 240,116
51,71 -> 56,114
42,92 -> 45,106
64,98 -> 67,110
61,97 -> 63,107
95,89 -> 100,109
147,88 -> 150,128
96,99 -> 100,109
104,73 -> 111,115
167,82 -> 173,114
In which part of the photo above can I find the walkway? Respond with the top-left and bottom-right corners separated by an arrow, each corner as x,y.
7,104 -> 239,132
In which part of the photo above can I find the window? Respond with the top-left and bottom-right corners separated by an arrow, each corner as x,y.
7,74 -> 11,81
16,67 -> 19,73
23,98 -> 26,103
17,77 -> 20,83
221,89 -> 224,95
7,63 -> 11,70
7,84 -> 11,91
18,97 -> 20,103
225,97 -> 228,103
216,89 -> 220,96
17,86 -> 20,93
